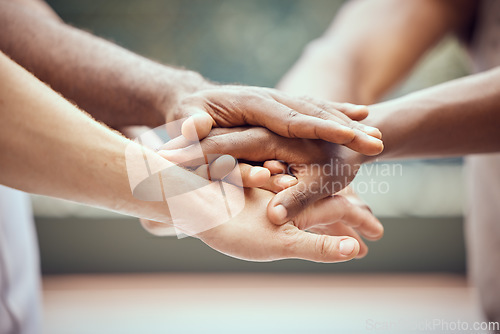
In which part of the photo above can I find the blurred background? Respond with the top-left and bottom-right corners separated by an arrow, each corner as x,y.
38,0 -> 480,333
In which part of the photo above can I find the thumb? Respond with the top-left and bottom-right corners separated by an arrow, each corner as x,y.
180,108 -> 214,141
334,103 -> 369,121
267,178 -> 326,225
284,226 -> 359,262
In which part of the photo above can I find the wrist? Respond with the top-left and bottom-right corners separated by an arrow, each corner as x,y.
363,100 -> 402,162
156,69 -> 212,124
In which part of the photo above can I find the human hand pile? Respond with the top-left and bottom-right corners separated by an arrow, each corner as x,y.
138,85 -> 384,263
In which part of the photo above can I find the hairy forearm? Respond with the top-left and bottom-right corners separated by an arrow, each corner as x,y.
0,0 -> 206,128
364,67 -> 500,161
278,0 -> 475,105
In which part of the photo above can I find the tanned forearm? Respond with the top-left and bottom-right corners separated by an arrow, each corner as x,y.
0,0 -> 206,128
278,0 -> 476,105
364,67 -> 500,161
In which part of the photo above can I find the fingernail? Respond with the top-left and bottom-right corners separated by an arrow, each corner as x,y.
363,125 -> 379,133
273,204 -> 288,221
278,175 -> 297,186
355,104 -> 368,110
339,239 -> 356,256
220,154 -> 238,169
250,167 -> 268,177
361,131 -> 383,144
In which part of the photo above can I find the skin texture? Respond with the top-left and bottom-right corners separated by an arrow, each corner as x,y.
0,51 -> 371,263
0,0 -> 382,155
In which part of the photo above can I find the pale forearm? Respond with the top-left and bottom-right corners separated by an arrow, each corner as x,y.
0,0 -> 206,128
278,0 -> 474,105
0,51 -> 198,223
365,67 -> 500,161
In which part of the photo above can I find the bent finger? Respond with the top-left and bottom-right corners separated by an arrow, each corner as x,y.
179,108 -> 215,141
267,179 -> 327,225
227,163 -> 271,188
259,174 -> 298,193
263,160 -> 288,174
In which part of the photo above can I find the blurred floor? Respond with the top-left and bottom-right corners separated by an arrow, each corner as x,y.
43,273 -> 484,334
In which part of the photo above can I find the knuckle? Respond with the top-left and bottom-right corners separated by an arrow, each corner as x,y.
290,188 -> 310,209
246,126 -> 271,140
313,103 -> 331,117
242,92 -> 263,105
287,108 -> 300,119
180,91 -> 206,107
299,95 -> 314,103
343,118 -> 355,129
284,109 -> 300,138
315,235 -> 335,259
279,225 -> 300,256
202,137 -> 223,154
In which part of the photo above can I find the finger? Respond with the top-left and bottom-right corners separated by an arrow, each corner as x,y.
159,144 -> 208,166
346,130 -> 384,156
194,164 -> 210,179
249,98 -> 357,144
267,178 -> 327,225
292,97 -> 381,138
281,225 -> 359,262
140,218 -> 176,236
307,223 -> 369,259
159,129 -> 276,165
180,110 -> 215,141
272,95 -> 384,151
226,163 -> 270,187
294,96 -> 369,122
297,195 -> 384,240
159,135 -> 193,151
332,103 -> 382,139
360,125 -> 383,140
332,102 -> 369,121
270,94 -> 382,142
209,154 -> 237,180
263,160 -> 288,174
259,174 -> 298,193
274,100 -> 383,155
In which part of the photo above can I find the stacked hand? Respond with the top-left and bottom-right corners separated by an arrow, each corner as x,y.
139,84 -> 384,263
165,84 -> 383,155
